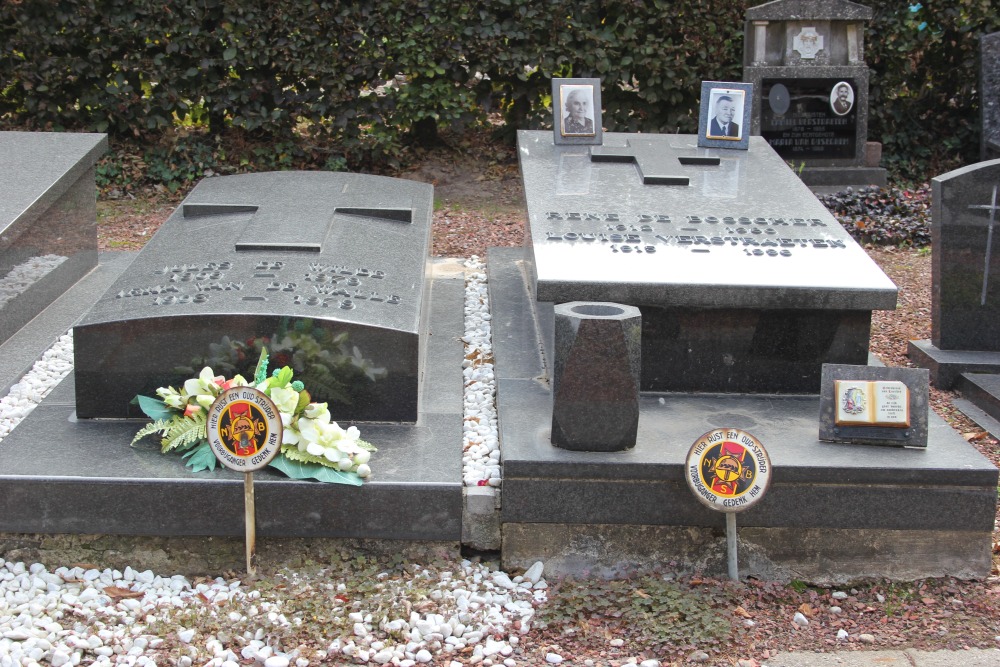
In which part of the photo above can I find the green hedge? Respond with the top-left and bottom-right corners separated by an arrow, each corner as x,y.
1,0 -> 996,179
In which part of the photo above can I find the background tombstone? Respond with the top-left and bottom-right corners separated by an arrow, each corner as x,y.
909,158 -> 1000,436
743,0 -> 886,187
73,171 -> 433,423
982,31 -> 1000,161
909,159 -> 1000,396
0,132 -> 107,345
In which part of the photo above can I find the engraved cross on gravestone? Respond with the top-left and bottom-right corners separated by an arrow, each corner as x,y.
590,141 -> 721,185
967,184 -> 999,305
74,171 -> 433,422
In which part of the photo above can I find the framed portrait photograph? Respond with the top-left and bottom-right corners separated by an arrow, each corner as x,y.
698,81 -> 753,150
830,81 -> 855,116
552,78 -> 603,146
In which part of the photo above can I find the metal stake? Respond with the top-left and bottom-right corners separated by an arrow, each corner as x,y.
245,471 -> 256,576
726,512 -> 738,581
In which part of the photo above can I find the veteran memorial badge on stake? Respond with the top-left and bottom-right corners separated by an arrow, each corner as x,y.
207,386 -> 283,574
685,428 -> 771,580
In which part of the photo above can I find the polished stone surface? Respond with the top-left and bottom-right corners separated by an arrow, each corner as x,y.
73,171 -> 433,422
930,159 -> 1000,351
551,302 -> 641,451
818,363 -> 929,447
0,255 -> 464,540
489,246 -> 997,536
0,132 -> 107,344
907,339 -> 1000,389
516,134 -> 896,393
982,32 -> 1000,160
955,372 -> 1000,425
518,131 -> 896,310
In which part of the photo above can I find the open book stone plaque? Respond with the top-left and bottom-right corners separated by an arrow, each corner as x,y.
74,171 -> 432,423
819,364 -> 929,447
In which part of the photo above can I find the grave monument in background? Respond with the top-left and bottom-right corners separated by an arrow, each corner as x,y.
0,132 -> 106,345
909,158 -> 1000,436
743,0 -> 887,187
982,31 -> 1000,161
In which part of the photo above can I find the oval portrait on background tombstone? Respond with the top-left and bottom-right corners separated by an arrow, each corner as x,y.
768,83 -> 790,116
830,81 -> 854,116
684,428 -> 771,513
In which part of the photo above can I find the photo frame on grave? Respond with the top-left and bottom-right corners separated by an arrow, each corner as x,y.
552,78 -> 603,146
698,81 -> 753,151
818,364 -> 930,448
829,81 -> 855,117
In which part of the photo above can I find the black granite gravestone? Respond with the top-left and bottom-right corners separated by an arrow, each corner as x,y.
908,159 -> 1000,390
0,132 -> 107,345
760,77 -> 858,160
74,171 -> 432,422
930,161 -> 1000,351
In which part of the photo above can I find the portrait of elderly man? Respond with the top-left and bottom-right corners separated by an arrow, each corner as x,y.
708,94 -> 740,139
561,87 -> 595,136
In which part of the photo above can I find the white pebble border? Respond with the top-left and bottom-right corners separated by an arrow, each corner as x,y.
0,257 -> 534,665
0,557 -> 547,666
461,256 -> 501,488
0,332 -> 74,442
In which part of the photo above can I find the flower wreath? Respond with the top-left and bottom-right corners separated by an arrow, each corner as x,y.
131,349 -> 375,485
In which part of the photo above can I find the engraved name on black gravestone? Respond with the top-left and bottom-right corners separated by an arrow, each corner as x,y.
761,78 -> 857,160
74,171 -> 432,422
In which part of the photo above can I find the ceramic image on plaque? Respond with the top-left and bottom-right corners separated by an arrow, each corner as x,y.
793,26 -> 824,60
552,78 -> 603,146
830,81 -> 854,116
698,81 -> 753,150
834,379 -> 910,427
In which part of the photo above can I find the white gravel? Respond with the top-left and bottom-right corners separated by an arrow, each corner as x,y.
0,255 -> 66,310
0,557 -> 547,665
0,258 -> 522,664
461,256 -> 501,488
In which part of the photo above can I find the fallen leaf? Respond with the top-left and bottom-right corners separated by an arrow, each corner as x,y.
921,597 -> 936,605
798,603 -> 815,617
733,606 -> 753,618
634,589 -> 650,599
103,586 -> 144,600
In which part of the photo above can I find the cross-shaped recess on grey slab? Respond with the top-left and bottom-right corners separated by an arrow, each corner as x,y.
590,141 -> 721,185
182,202 -> 412,253
968,183 -> 1000,306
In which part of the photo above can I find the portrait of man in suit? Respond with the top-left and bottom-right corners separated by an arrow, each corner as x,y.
707,92 -> 742,140
830,82 -> 854,116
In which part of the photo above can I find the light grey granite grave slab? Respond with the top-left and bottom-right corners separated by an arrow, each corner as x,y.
73,171 -> 432,423
0,132 -> 107,344
519,130 -> 896,393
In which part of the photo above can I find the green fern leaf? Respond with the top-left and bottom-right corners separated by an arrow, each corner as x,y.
130,419 -> 172,447
162,413 -> 208,453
